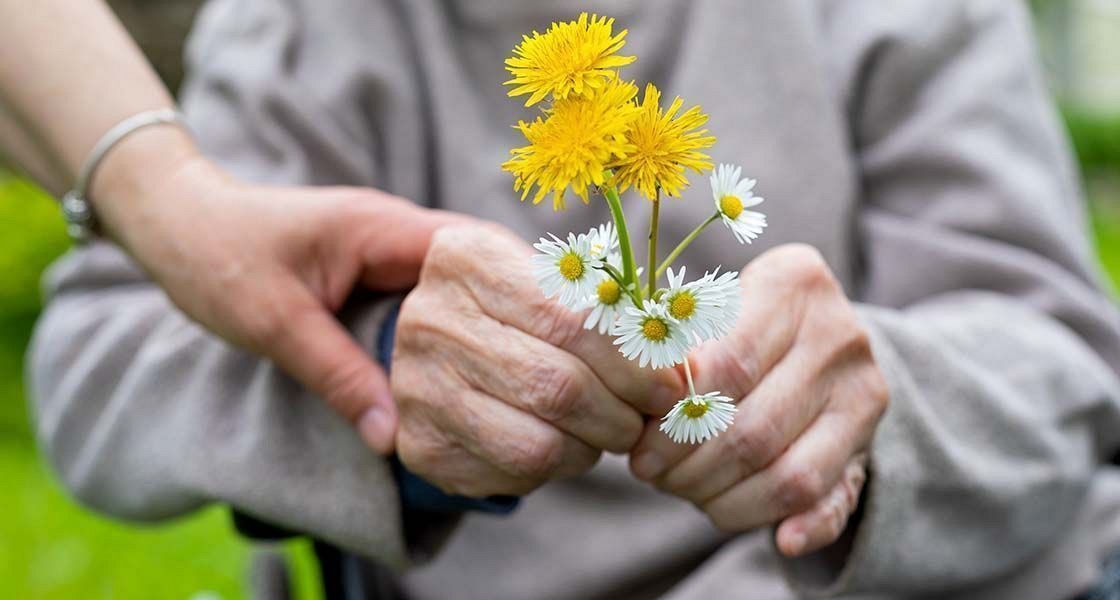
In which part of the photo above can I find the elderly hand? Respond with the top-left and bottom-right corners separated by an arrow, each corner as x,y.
629,244 -> 888,557
93,137 -> 466,456
393,223 -> 685,497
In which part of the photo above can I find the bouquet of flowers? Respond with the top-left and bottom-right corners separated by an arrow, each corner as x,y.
501,14 -> 768,445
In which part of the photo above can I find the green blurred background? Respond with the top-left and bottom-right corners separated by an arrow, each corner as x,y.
1,2 -> 1118,598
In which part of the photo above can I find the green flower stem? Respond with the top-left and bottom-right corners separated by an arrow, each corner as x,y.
597,262 -> 626,286
656,212 -> 720,279
647,193 -> 660,300
602,177 -> 639,293
683,356 -> 697,397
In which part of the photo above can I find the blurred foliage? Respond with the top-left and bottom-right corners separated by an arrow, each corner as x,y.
1064,108 -> 1120,177
0,176 -> 69,324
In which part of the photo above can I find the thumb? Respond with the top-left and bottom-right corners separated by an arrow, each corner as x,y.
261,290 -> 398,455
357,205 -> 477,291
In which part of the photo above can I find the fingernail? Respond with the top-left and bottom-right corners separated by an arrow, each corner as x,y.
358,403 -> 396,455
632,450 -> 666,481
783,530 -> 807,556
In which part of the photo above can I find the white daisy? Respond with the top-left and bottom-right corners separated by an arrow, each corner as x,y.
711,163 -> 767,244
660,391 -> 738,444
583,282 -> 631,334
611,301 -> 691,369
663,267 -> 741,343
586,222 -> 618,261
582,257 -> 633,333
532,231 -> 599,308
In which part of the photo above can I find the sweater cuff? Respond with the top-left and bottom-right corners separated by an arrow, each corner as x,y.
378,302 -> 520,516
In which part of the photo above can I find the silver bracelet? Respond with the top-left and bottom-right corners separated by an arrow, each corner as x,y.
61,108 -> 190,242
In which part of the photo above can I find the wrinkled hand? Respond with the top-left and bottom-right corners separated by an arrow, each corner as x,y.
95,149 -> 465,455
393,223 -> 684,497
630,244 -> 888,557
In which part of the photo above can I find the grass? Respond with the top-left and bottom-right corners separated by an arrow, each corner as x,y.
0,166 -> 1117,598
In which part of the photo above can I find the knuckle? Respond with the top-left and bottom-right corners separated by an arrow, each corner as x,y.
395,293 -> 436,343
777,244 -> 834,290
534,300 -> 585,349
850,363 -> 890,430
776,464 -> 826,514
818,323 -> 873,374
728,417 -> 784,473
710,342 -> 763,394
423,226 -> 474,278
396,292 -> 461,352
508,432 -> 566,480
526,362 -> 583,423
838,324 -> 873,359
389,363 -> 424,413
867,368 -> 891,418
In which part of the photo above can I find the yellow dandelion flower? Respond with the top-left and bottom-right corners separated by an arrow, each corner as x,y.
611,84 -> 716,200
505,13 -> 637,107
502,77 -> 640,210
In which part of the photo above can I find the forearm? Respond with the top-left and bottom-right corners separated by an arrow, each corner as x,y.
0,102 -> 66,193
0,0 -> 175,183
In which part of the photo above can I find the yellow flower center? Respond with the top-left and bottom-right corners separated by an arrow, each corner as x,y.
641,317 -> 669,341
668,292 -> 696,320
558,253 -> 584,281
597,279 -> 622,305
720,195 -> 744,220
682,401 -> 708,419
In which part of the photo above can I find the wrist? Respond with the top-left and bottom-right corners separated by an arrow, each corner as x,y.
87,121 -> 214,244
88,123 -> 237,268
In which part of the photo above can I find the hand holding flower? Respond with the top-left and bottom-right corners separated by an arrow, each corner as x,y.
393,223 -> 683,498
629,245 -> 889,557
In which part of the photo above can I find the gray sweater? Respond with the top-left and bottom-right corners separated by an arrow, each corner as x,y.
28,1 -> 1120,598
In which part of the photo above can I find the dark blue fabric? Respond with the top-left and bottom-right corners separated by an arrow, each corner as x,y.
378,303 -> 519,516
1076,548 -> 1120,600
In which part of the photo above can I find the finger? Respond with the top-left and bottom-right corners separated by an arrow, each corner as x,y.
633,342 -> 828,485
449,313 -> 644,453
451,225 -> 687,414
686,255 -> 807,401
317,190 -> 478,293
418,381 -> 601,493
353,204 -> 477,292
775,455 -> 867,557
629,259 -> 809,480
397,397 -> 594,498
700,408 -> 868,533
262,288 -> 397,455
